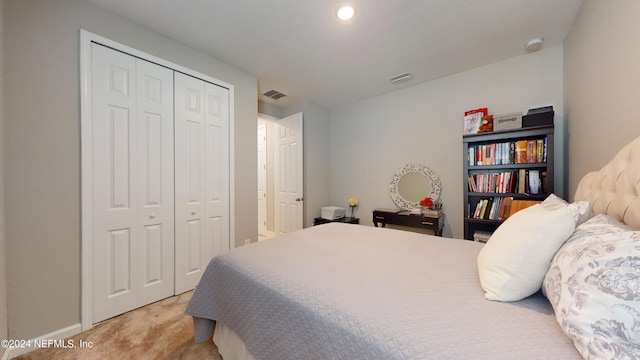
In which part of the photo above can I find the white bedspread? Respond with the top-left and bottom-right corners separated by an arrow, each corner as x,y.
185,223 -> 580,359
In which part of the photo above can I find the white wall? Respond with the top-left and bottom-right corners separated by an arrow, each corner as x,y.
329,46 -> 565,238
564,0 -> 640,197
258,100 -> 284,119
4,0 -> 257,340
0,0 -> 8,356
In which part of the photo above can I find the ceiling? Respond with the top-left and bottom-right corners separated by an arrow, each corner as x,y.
87,0 -> 584,109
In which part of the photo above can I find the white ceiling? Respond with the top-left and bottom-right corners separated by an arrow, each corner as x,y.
87,0 -> 584,109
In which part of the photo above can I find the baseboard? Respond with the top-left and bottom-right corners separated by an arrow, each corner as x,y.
258,230 -> 276,241
1,323 -> 82,360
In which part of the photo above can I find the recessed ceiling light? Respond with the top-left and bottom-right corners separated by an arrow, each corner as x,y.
525,38 -> 544,52
337,5 -> 355,21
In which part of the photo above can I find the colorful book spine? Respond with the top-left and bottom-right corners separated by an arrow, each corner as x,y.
471,137 -> 547,166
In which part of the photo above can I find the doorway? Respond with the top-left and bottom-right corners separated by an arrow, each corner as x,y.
258,114 -> 276,240
257,122 -> 269,238
257,112 -> 304,239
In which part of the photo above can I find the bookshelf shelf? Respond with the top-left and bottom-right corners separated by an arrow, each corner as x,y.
468,163 -> 548,170
466,192 -> 547,199
464,218 -> 501,225
462,125 -> 554,240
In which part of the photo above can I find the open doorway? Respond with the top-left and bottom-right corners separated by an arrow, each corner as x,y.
257,112 -> 304,240
258,114 -> 277,240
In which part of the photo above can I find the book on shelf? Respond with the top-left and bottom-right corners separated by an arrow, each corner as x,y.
517,169 -> 527,194
520,169 -> 543,195
468,171 -> 519,193
515,140 -> 527,164
469,137 -> 547,166
541,171 -> 548,194
463,112 -> 483,135
468,169 -> 544,195
488,197 -> 500,220
476,198 -> 489,220
526,140 -> 537,163
501,197 -> 513,220
536,139 -> 544,163
528,169 -> 541,195
470,196 -> 515,221
508,200 -> 542,216
470,196 -> 541,222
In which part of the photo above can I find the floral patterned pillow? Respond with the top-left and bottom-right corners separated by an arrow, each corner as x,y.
543,214 -> 640,359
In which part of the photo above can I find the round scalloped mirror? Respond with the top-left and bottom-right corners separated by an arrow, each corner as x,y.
389,164 -> 441,210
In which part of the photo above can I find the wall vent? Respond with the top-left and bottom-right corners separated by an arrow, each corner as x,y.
263,89 -> 287,100
388,72 -> 413,84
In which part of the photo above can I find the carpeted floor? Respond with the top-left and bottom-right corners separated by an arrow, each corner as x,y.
14,291 -> 222,360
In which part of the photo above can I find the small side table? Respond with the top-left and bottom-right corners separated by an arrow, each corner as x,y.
313,217 -> 360,226
372,209 -> 444,236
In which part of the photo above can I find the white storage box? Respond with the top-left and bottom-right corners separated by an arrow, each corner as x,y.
494,112 -> 522,131
321,206 -> 345,220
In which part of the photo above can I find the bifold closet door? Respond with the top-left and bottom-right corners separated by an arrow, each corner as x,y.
91,43 -> 175,323
175,72 -> 230,294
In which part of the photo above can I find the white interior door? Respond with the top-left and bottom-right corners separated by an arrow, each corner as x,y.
175,72 -> 230,294
275,112 -> 303,235
258,124 -> 267,236
91,43 -> 174,323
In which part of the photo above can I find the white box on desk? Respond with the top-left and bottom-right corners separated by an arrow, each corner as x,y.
321,206 -> 345,220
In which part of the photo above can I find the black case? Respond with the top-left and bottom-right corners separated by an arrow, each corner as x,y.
522,106 -> 554,127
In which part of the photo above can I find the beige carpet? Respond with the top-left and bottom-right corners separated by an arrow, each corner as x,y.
15,291 -> 222,360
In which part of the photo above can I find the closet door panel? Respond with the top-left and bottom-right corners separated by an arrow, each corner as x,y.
136,59 -> 175,306
91,44 -> 138,321
175,73 -> 207,294
204,83 -> 230,259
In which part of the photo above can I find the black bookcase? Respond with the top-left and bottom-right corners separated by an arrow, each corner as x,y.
462,125 -> 554,240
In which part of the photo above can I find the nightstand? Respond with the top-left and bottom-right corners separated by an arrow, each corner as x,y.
372,209 -> 444,236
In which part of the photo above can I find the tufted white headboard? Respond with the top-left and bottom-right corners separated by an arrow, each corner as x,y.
574,136 -> 640,229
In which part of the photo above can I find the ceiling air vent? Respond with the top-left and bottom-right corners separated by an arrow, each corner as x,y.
263,89 -> 287,100
388,72 -> 413,84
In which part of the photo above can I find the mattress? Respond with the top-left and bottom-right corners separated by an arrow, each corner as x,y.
213,322 -> 256,360
185,223 -> 581,359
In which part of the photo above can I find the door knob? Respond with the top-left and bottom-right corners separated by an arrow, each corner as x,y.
191,210 -> 197,215
148,213 -> 156,219
296,197 -> 304,202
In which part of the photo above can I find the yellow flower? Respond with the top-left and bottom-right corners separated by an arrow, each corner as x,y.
348,198 -> 359,207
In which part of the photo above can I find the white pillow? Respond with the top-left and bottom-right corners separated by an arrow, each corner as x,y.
477,204 -> 575,301
541,193 -> 592,226
543,214 -> 640,359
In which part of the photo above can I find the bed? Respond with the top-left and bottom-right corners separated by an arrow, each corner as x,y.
186,136 -> 640,360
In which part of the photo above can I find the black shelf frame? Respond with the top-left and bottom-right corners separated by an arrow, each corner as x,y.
463,125 -> 554,240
